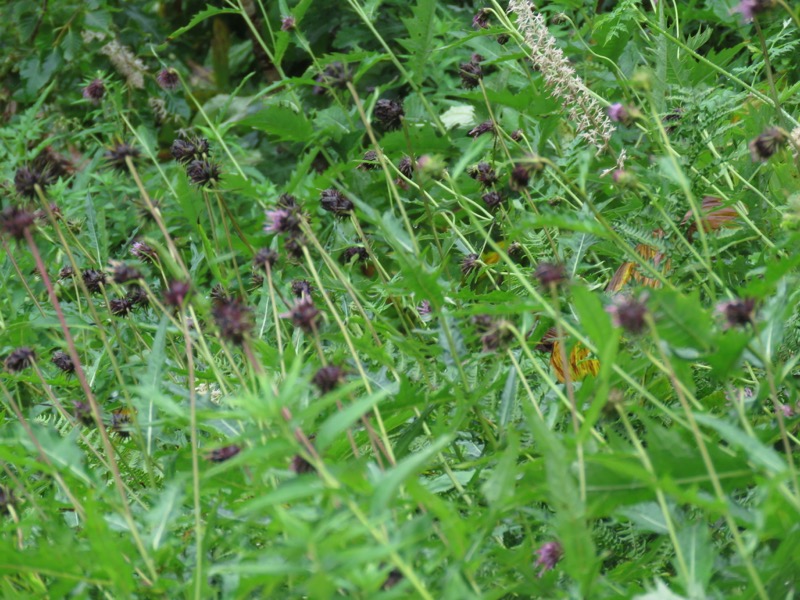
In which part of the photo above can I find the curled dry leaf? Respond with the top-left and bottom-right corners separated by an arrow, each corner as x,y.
681,196 -> 739,241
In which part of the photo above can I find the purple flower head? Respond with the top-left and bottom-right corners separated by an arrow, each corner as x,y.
131,240 -> 156,260
264,208 -> 301,235
207,445 -> 241,462
482,190 -> 503,209
14,166 -> 53,199
418,299 -> 433,320
607,103 -> 629,123
733,0 -> 776,22
4,347 -> 35,373
534,262 -> 567,288
186,159 -> 221,187
253,247 -> 279,270
0,205 -> 36,240
461,253 -> 480,275
312,365 -> 346,394
716,297 -> 756,328
82,269 -> 107,294
212,297 -> 253,345
535,541 -> 563,577
104,143 -> 140,171
320,189 -> 353,216
473,8 -> 491,29
468,161 -> 497,186
281,15 -> 296,31
606,294 -> 648,334
281,297 -> 320,333
467,120 -> 495,139
459,57 -> 483,89
82,78 -> 105,104
748,126 -> 788,162
163,280 -> 191,308
156,68 -> 180,91
51,350 -> 75,373
312,62 -> 351,95
291,279 -> 313,298
373,98 -> 405,131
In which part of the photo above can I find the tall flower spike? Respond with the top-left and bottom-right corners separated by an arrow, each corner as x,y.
508,0 -> 615,153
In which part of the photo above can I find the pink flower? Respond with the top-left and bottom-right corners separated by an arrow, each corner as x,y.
535,541 -> 563,577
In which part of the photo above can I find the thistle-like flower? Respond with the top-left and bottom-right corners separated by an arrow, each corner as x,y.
109,297 -> 134,316
186,159 -> 221,187
213,297 -> 253,345
606,294 -> 648,334
468,162 -> 498,186
156,68 -> 180,91
534,262 -> 566,287
749,127 -> 788,162
717,297 -> 756,328
14,166 -> 52,199
312,62 -> 350,95
459,54 -> 483,89
341,246 -> 369,264
111,262 -> 142,284
0,205 -> 36,240
264,208 -> 301,235
163,280 -> 191,307
52,350 -> 75,373
281,297 -> 320,333
534,541 -> 563,577
281,16 -> 296,31
320,189 -> 353,216
467,120 -> 495,139
171,137 -> 210,164
312,365 -> 346,394
373,99 -> 405,131
253,248 -> 279,270
4,347 -> 35,373
206,445 -> 241,462
82,78 -> 106,104
461,253 -> 480,275
508,0 -> 615,152
732,0 -> 777,22
105,143 -> 140,171
359,150 -> 380,170
82,269 -> 107,293
291,279 -> 313,298
482,190 -> 504,209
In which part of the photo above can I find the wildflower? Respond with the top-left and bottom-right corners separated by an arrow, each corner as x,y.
534,262 -> 566,287
418,299 -> 433,320
73,401 -> 93,426
497,34 -> 510,45
163,280 -> 191,307
51,350 -> 75,373
459,55 -> 483,89
717,297 -> 756,328
341,246 -> 369,264
291,279 -> 313,298
373,98 -> 405,131
281,297 -> 320,333
206,445 -> 241,462
510,129 -> 523,142
607,103 -> 639,126
535,541 -> 563,577
467,120 -> 495,139
14,166 -> 52,199
482,190 -> 504,209
0,205 -> 36,240
473,8 -> 491,29
109,297 -> 133,316
186,159 -> 221,187
105,143 -> 140,171
58,266 -> 75,280
277,193 -> 298,209
461,253 -> 480,275
82,78 -> 105,104
607,295 -> 648,334
468,162 -> 498,186
253,248 -> 279,270
264,208 -> 299,236
213,297 -> 253,345
471,314 -> 495,332
481,320 -> 514,352
111,263 -> 142,284
281,15 -> 296,31
312,61 -> 350,95
312,365 -> 346,394
82,269 -> 107,293
508,1 -> 615,151
359,150 -> 380,170
748,126 -> 788,162
290,453 -> 316,474
510,165 -> 531,190
171,137 -> 209,164
131,240 -> 157,260
733,0 -> 777,22
284,237 -> 306,260
156,68 -> 180,91
210,284 -> 230,307
320,188 -> 353,216
611,169 -> 636,188
4,347 -> 35,373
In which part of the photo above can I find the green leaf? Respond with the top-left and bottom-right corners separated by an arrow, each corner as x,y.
167,6 -> 239,40
237,104 -> 314,142
398,0 -> 437,86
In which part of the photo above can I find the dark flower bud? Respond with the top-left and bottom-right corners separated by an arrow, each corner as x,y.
481,320 -> 513,352
186,159 -> 221,187
212,297 -> 253,345
398,156 -> 414,179
112,263 -> 142,284
312,61 -> 351,95
82,269 -> 107,293
606,295 -> 648,334
482,190 -> 503,209
459,58 -> 483,89
382,569 -> 403,590
156,68 -> 180,91
473,8 -> 491,29
58,266 -> 75,280
290,453 -> 316,474
206,444 -> 241,462
163,280 -> 191,307
51,350 -> 75,373
281,297 -> 320,333
749,127 -> 788,162
283,237 -> 306,260
109,297 -> 134,316
4,347 -> 35,373
170,137 -> 210,164
468,162 -> 498,187
418,299 -> 433,320
497,34 -> 510,45
210,283 -> 230,307
291,279 -> 313,298
358,150 -> 380,170
320,189 -> 353,216
253,248 -> 279,270
277,193 -> 298,209
281,15 -> 296,31
126,286 -> 149,307
104,143 -> 140,171
14,166 -> 52,199
341,246 -> 369,264
534,262 -> 566,287
312,365 -> 346,394
0,205 -> 36,240
535,541 -> 563,577
510,165 -> 531,190
82,78 -> 105,104
471,314 -> 495,333
467,120 -> 495,139
510,129 -> 524,142
717,297 -> 756,328
461,253 -> 480,275
373,99 -> 405,131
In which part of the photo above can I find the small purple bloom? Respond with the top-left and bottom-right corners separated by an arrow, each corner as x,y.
535,541 -> 563,577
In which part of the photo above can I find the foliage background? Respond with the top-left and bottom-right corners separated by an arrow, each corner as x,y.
1,0 -> 799,598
